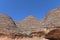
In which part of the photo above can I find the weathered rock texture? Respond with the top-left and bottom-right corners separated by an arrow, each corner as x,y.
0,7 -> 60,40
45,29 -> 60,40
43,7 -> 60,28
0,14 -> 20,37
15,16 -> 41,34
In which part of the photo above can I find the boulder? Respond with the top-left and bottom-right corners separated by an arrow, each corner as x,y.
45,29 -> 60,40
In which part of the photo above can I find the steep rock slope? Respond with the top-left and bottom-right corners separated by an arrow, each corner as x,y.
42,7 -> 60,28
0,14 -> 19,35
15,16 -> 41,34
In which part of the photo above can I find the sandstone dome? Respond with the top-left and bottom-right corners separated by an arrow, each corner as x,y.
0,14 -> 19,35
43,7 -> 60,28
15,16 -> 41,34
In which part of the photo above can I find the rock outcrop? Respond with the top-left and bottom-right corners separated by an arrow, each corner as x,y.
0,14 -> 20,37
45,29 -> 60,40
0,7 -> 60,40
15,16 -> 41,34
43,7 -> 60,28
15,7 -> 60,39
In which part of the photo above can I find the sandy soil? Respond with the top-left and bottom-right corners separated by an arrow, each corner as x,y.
0,37 -> 48,40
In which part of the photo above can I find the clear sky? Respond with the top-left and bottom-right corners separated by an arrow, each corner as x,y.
0,0 -> 60,21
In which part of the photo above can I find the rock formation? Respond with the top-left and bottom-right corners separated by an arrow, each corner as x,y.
15,16 -> 41,34
0,14 -> 20,37
14,7 -> 60,39
45,29 -> 60,40
43,7 -> 60,28
0,7 -> 60,40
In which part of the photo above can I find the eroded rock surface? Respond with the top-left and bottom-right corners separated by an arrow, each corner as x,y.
43,7 -> 60,28
0,14 -> 20,37
0,7 -> 60,40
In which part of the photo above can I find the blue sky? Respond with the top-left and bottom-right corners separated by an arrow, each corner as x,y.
0,0 -> 60,21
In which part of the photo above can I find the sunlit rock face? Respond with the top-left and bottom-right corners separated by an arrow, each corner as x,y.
42,7 -> 60,28
15,16 -> 41,34
0,14 -> 19,35
0,7 -> 60,40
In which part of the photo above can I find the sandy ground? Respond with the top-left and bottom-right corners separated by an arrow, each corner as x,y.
0,37 -> 48,40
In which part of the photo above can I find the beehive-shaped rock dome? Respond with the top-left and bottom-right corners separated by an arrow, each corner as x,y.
43,7 -> 60,28
0,14 -> 18,34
